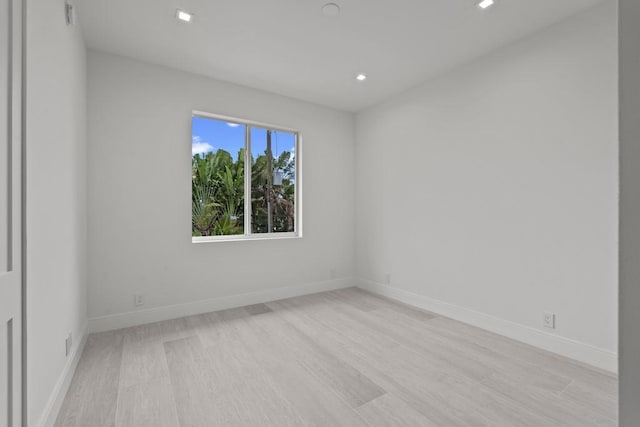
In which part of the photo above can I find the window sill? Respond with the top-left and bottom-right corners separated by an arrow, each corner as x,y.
192,233 -> 301,243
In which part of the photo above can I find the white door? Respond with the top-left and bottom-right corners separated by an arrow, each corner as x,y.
0,0 -> 23,425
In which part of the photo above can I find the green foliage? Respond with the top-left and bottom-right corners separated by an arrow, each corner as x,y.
251,150 -> 295,234
192,146 -> 295,236
192,183 -> 221,236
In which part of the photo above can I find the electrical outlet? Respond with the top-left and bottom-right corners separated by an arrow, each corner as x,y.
134,294 -> 144,307
543,312 -> 556,329
384,273 -> 391,285
330,268 -> 337,279
65,333 -> 72,357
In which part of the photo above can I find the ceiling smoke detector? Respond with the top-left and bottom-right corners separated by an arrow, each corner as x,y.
322,3 -> 340,17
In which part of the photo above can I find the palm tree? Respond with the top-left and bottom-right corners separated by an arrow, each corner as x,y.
192,183 -> 220,236
251,146 -> 295,233
192,149 -> 245,236
192,144 -> 295,236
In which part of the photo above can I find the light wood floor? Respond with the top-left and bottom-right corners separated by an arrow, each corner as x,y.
55,288 -> 618,426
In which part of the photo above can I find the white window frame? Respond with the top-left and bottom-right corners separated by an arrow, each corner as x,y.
191,111 -> 302,243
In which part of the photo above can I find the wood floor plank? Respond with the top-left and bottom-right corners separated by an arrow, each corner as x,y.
119,321 -> 163,344
57,288 -> 618,426
201,328 -> 310,426
312,292 -> 496,382
115,321 -> 179,425
269,293 -> 605,426
333,288 -> 437,322
163,336 -> 221,427
232,312 -> 371,426
166,317 -> 312,426
241,305 -> 386,408
356,393 -> 438,427
351,301 -> 615,425
114,378 -> 180,427
244,302 -> 273,315
429,315 -> 618,395
325,288 -> 385,312
268,296 -> 492,426
157,316 -> 194,342
55,331 -> 125,427
191,307 -> 249,349
560,380 -> 618,422
370,305 -> 573,394
438,370 -> 560,426
481,371 -> 614,426
325,290 -> 584,412
118,337 -> 167,389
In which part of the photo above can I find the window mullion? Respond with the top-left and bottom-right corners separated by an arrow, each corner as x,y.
244,126 -> 252,236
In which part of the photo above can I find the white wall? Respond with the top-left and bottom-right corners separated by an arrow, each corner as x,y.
356,1 -> 618,371
86,52 -> 355,328
26,0 -> 88,425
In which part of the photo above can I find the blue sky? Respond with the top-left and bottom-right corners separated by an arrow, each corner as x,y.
192,116 -> 296,160
192,116 -> 244,157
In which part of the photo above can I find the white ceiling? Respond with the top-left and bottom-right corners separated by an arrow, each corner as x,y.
77,0 -> 604,112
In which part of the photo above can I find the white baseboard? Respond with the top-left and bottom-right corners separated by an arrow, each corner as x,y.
357,278 -> 618,374
37,323 -> 88,427
88,277 -> 354,333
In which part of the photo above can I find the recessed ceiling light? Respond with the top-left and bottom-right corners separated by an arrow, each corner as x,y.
322,3 -> 340,17
176,9 -> 193,23
477,0 -> 494,9
356,73 -> 367,81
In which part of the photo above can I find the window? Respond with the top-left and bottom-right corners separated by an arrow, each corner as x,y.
191,111 -> 300,242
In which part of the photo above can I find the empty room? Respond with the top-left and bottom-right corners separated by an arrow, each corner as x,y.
5,0 -> 640,425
